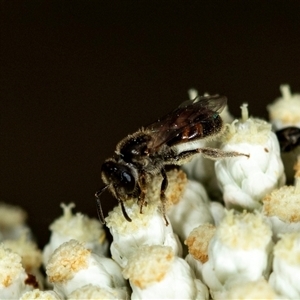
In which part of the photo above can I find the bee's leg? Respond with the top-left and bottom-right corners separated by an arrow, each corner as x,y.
95,187 -> 108,224
198,147 -> 249,159
119,199 -> 132,222
138,171 -> 147,214
166,147 -> 248,164
160,167 -> 169,226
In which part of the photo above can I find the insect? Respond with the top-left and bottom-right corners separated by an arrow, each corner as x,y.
276,126 -> 300,152
96,94 -> 248,225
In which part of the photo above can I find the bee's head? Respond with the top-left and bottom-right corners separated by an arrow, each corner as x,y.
101,159 -> 137,198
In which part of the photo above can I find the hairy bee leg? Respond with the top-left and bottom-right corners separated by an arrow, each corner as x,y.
119,200 -> 132,222
95,187 -> 108,224
198,147 -> 250,159
166,147 -> 249,164
138,172 -> 147,214
96,197 -> 105,224
160,168 -> 169,226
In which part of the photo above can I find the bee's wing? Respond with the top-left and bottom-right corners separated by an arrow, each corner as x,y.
146,94 -> 227,152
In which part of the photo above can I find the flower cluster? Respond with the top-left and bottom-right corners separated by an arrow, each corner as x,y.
1,85 -> 300,299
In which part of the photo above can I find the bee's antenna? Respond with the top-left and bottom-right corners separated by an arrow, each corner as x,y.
95,186 -> 108,224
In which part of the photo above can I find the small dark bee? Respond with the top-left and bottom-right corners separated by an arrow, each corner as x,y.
276,126 -> 300,152
96,94 -> 247,224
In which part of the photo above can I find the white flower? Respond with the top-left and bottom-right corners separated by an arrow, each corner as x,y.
67,284 -> 129,300
43,203 -> 108,265
267,84 -> 300,130
107,199 -> 182,268
202,210 -> 273,296
0,244 -> 35,299
106,169 -> 184,268
214,278 -> 281,300
46,239 -> 128,298
269,232 -> 300,298
3,233 -> 43,288
215,104 -> 285,211
123,244 -> 209,299
185,223 -> 216,282
0,202 -> 31,241
20,289 -> 62,300
262,178 -> 300,241
167,180 -> 214,241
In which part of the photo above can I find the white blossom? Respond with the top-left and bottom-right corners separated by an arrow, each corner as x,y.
3,233 -> 43,288
43,203 -> 108,265
167,180 -> 214,242
202,210 -> 273,297
262,178 -> 300,241
269,232 -> 300,298
185,223 -> 216,282
20,289 -> 62,300
107,198 -> 182,268
0,244 -> 35,299
0,202 -> 31,241
214,278 -> 281,300
46,239 -> 128,298
106,169 -> 185,268
215,104 -> 285,211
67,284 -> 129,300
267,84 -> 300,130
123,244 -> 209,299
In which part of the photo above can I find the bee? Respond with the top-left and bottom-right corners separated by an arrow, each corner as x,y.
96,94 -> 248,225
275,126 -> 300,152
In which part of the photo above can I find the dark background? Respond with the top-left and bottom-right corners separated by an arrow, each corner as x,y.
1,1 -> 300,247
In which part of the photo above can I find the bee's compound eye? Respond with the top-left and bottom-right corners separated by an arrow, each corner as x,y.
101,160 -> 136,194
120,170 -> 135,192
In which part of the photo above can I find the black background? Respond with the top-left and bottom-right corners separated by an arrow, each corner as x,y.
1,1 -> 300,247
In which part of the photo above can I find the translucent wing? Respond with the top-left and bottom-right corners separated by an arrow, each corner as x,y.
146,94 -> 227,152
